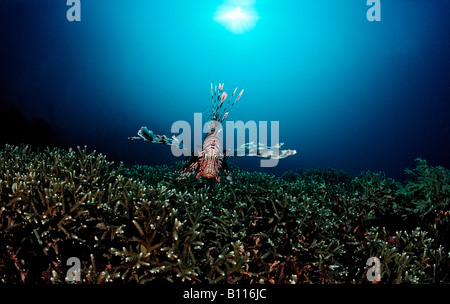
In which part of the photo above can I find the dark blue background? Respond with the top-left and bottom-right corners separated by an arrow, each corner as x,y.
1,0 -> 449,182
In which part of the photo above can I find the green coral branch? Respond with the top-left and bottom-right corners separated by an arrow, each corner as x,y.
0,145 -> 449,284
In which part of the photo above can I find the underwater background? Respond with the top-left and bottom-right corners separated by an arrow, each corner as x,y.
0,0 -> 450,286
1,0 -> 449,182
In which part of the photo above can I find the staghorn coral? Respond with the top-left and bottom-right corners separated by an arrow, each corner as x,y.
395,158 -> 450,219
354,226 -> 450,283
0,145 -> 449,284
0,144 -> 206,283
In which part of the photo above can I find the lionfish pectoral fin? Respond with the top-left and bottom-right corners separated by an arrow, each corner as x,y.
129,126 -> 192,153
128,136 -> 141,140
257,149 -> 297,159
179,156 -> 200,179
218,157 -> 232,183
227,142 -> 297,159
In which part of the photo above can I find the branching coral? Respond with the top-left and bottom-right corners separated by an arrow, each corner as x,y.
0,145 -> 449,284
396,158 -> 450,218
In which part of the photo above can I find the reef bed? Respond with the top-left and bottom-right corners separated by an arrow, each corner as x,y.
0,144 -> 449,284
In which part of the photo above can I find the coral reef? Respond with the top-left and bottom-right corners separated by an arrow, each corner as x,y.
0,145 -> 449,284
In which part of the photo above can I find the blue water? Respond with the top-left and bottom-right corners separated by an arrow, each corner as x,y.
1,0 -> 449,182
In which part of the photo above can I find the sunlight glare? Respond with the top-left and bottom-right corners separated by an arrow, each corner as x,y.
214,0 -> 259,34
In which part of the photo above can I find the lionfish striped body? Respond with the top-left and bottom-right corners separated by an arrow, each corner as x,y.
196,125 -> 223,181
129,83 -> 296,182
183,83 -> 241,182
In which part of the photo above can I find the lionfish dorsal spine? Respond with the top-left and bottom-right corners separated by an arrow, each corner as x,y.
209,83 -> 243,123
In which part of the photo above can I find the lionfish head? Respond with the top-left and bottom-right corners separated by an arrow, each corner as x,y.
196,156 -> 222,182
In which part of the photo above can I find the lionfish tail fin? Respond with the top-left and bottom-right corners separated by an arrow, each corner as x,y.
209,83 -> 244,123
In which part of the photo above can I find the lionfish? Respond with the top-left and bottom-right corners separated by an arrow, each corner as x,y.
129,84 -> 297,182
